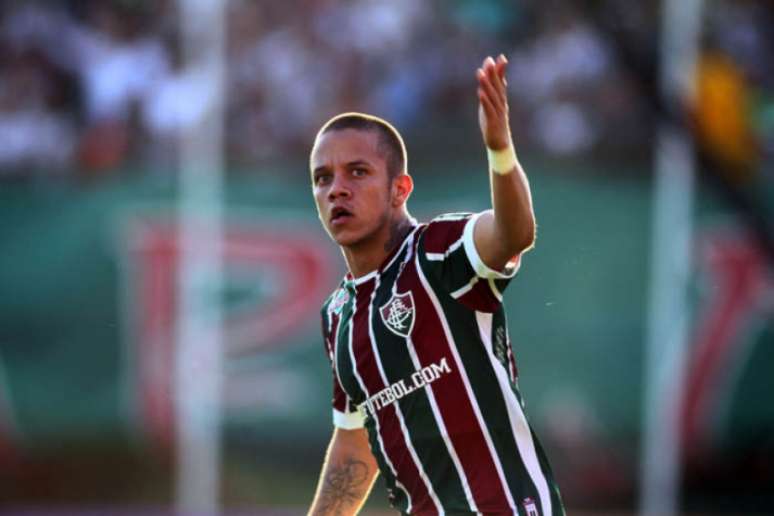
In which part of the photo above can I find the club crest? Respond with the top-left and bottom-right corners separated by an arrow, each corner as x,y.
380,291 -> 415,338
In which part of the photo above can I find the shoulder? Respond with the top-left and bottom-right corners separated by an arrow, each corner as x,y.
420,212 -> 476,254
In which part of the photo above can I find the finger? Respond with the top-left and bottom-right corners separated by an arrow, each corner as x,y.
477,67 -> 505,113
478,87 -> 497,120
496,54 -> 508,85
482,56 -> 497,87
485,57 -> 507,107
484,56 -> 497,83
480,56 -> 507,105
477,70 -> 502,114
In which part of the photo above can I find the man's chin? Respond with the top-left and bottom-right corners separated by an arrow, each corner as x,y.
332,233 -> 360,247
328,227 -> 364,248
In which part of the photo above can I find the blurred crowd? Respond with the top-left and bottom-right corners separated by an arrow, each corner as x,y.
0,0 -> 772,180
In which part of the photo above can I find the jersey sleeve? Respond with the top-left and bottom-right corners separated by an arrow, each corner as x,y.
332,382 -> 364,429
420,212 -> 521,312
321,306 -> 365,430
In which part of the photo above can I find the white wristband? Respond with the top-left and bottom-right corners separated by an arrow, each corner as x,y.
487,145 -> 518,175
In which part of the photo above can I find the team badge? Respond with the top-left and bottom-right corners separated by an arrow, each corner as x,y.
380,291 -> 415,338
522,497 -> 539,516
328,287 -> 350,316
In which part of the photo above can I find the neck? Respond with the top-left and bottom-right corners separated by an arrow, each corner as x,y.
343,215 -> 413,279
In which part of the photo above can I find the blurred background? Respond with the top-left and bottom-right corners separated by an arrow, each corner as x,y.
0,0 -> 772,514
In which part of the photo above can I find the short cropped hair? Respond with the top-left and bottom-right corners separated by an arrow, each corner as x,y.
314,112 -> 407,181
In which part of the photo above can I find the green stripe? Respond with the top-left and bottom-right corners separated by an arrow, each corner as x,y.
426,244 -> 478,294
420,243 -> 545,507
335,286 -> 366,404
447,297 -> 543,505
423,227 -> 515,299
370,256 -> 471,512
364,416 -> 407,512
333,284 -> 408,512
533,427 -> 566,515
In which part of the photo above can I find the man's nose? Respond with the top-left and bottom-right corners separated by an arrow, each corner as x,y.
328,173 -> 351,201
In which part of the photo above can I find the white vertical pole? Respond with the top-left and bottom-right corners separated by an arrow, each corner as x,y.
640,1 -> 704,515
175,0 -> 226,515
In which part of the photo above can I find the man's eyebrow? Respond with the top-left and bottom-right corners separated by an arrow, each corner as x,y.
345,159 -> 371,168
312,159 -> 372,175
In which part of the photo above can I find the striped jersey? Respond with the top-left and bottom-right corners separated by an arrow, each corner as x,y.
320,212 -> 564,516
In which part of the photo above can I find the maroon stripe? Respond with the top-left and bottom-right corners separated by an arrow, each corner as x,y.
350,278 -> 437,515
351,281 -> 379,393
401,259 -> 512,513
422,219 -> 467,253
457,280 -> 500,312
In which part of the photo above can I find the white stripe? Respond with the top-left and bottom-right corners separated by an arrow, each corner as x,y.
415,254 -> 517,513
395,250 -> 477,512
462,212 -> 521,280
353,269 -> 378,285
404,337 -> 478,513
347,289 -> 414,512
475,311 -> 552,515
506,343 -> 517,383
366,272 -> 445,515
488,278 -> 503,302
450,277 -> 479,300
431,213 -> 471,222
325,318 -> 333,362
326,299 -> 342,358
425,235 -> 465,263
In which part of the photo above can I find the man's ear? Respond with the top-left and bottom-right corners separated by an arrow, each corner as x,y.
392,173 -> 413,207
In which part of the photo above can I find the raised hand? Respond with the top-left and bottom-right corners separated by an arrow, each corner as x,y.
477,54 -> 511,151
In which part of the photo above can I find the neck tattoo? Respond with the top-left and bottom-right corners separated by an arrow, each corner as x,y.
384,219 -> 413,253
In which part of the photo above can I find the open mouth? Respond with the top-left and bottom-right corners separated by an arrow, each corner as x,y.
330,206 -> 353,224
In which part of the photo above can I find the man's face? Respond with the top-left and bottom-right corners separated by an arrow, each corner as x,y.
310,129 -> 393,248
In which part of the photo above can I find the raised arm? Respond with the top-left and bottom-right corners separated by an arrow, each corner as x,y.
308,427 -> 379,516
474,54 -> 537,271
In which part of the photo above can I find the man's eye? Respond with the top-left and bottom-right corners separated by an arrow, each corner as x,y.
315,174 -> 331,185
352,168 -> 367,177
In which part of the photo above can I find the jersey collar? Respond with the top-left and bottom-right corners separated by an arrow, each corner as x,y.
346,218 -> 419,287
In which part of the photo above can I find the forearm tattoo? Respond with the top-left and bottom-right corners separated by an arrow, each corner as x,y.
314,458 -> 371,516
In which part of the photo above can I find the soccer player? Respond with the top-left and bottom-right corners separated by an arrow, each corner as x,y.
307,54 -> 564,516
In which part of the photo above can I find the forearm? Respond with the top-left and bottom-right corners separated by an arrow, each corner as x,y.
309,428 -> 379,516
489,146 -> 536,253
474,54 -> 537,271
